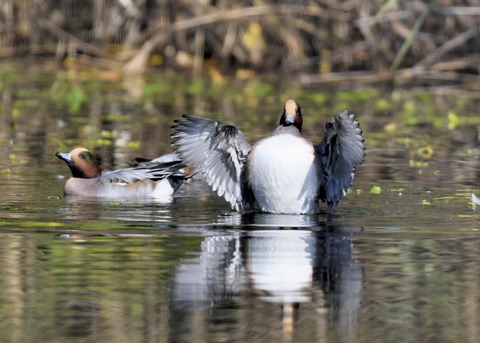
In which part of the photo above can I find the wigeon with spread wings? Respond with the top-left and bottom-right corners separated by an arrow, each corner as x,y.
56,147 -> 190,199
171,99 -> 365,214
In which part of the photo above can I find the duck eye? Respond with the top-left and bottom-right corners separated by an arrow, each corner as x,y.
326,122 -> 333,129
80,153 -> 91,160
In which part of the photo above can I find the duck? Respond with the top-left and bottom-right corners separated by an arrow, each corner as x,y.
171,99 -> 365,214
56,147 -> 191,198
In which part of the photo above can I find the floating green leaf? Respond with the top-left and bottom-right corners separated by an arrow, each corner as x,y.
447,111 -> 459,130
417,145 -> 433,159
375,98 -> 390,111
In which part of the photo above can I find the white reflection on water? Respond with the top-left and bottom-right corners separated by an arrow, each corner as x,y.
218,212 -> 323,228
172,231 -> 244,309
58,196 -> 174,222
246,230 -> 315,303
171,224 -> 364,342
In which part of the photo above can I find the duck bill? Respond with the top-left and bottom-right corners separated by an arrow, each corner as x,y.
284,114 -> 295,125
56,152 -> 73,163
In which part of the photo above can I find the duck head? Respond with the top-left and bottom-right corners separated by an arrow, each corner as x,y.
56,147 -> 102,178
279,99 -> 302,132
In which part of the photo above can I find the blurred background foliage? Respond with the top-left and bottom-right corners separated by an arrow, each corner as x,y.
1,0 -> 479,85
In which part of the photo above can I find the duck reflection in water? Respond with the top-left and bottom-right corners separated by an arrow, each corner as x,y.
170,222 -> 364,343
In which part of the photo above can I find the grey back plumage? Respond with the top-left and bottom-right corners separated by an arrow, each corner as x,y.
102,160 -> 189,191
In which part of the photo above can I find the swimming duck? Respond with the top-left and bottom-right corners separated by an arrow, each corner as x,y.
171,99 -> 365,214
56,147 -> 190,198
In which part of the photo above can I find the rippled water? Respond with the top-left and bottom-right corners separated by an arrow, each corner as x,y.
1,63 -> 480,342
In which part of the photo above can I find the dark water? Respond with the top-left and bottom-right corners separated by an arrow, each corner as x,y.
1,62 -> 480,342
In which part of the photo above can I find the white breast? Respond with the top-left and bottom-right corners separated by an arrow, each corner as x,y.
247,134 -> 320,214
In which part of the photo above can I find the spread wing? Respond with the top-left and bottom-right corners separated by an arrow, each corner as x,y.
171,114 -> 252,211
315,109 -> 365,213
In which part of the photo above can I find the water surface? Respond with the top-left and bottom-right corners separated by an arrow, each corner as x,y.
1,62 -> 480,342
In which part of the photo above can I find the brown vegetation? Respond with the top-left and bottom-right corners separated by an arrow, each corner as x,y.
1,0 -> 479,85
